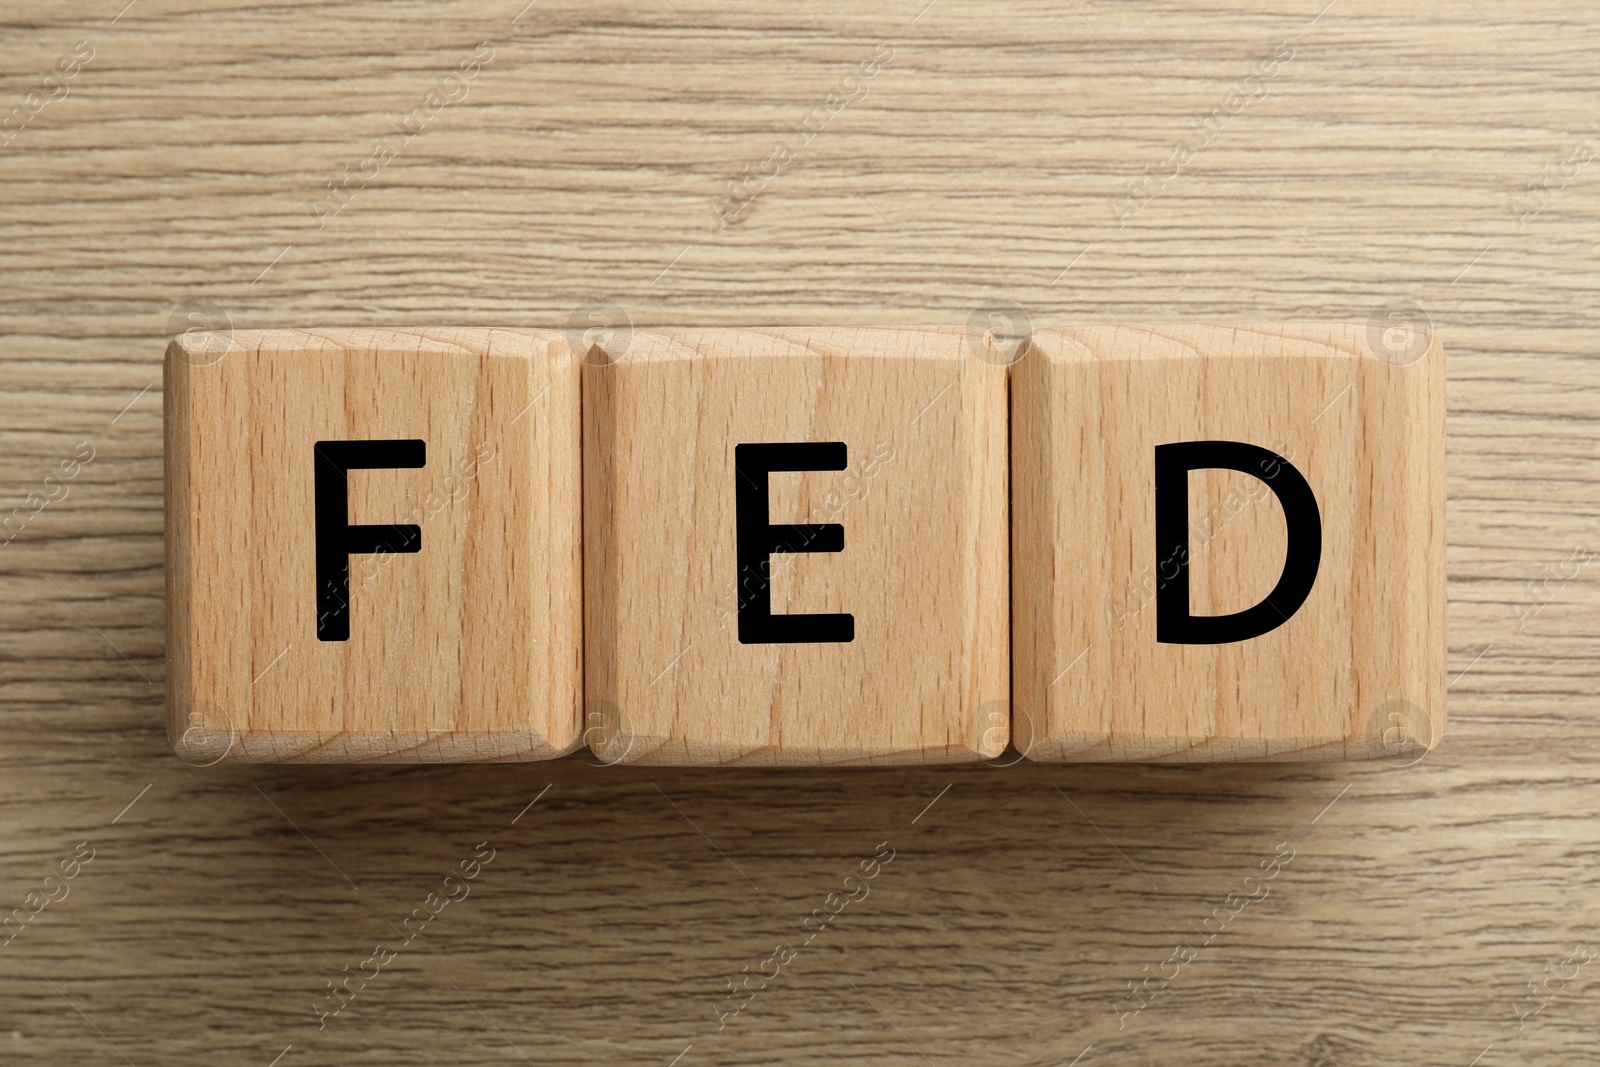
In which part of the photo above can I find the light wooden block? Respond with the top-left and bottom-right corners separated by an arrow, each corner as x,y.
583,327 -> 1009,765
165,328 -> 583,762
1011,324 -> 1446,761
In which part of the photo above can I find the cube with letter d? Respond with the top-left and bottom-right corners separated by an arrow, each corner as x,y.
582,327 -> 1009,764
1011,324 -> 1446,761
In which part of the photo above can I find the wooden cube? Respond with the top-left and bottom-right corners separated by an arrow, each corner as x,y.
165,328 -> 582,762
583,327 -> 1008,765
1011,324 -> 1446,761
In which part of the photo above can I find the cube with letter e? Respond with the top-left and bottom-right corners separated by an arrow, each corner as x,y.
582,327 -> 1009,765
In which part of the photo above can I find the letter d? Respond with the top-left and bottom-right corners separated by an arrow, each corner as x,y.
1153,440 -> 1321,644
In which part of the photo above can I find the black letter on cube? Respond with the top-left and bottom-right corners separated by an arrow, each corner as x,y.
1154,440 -> 1321,645
314,439 -> 426,642
734,442 -> 854,644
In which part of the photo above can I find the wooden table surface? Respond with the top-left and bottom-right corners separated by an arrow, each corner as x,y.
3,1 -> 1598,1064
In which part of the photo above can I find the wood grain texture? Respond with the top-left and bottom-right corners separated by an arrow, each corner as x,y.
165,327 -> 583,762
2,1 -> 1599,1065
1012,323 -> 1446,761
583,327 -> 1007,764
